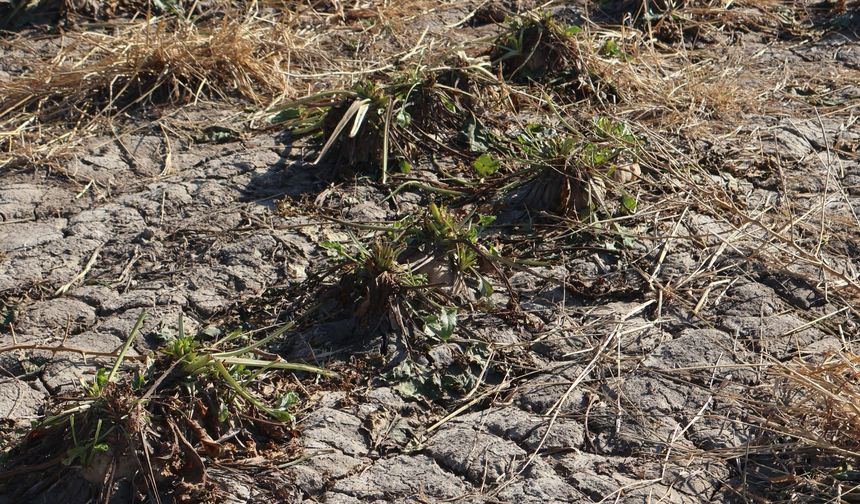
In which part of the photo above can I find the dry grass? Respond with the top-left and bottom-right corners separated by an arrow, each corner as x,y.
595,35 -> 757,133
735,351 -> 860,501
773,352 -> 860,456
0,9 -> 315,169
0,0 -> 464,170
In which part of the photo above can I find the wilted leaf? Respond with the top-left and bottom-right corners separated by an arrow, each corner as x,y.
423,308 -> 457,341
394,379 -> 421,399
477,274 -> 494,299
601,39 -> 625,59
395,108 -> 412,128
156,323 -> 176,343
199,325 -> 222,340
320,240 -> 346,256
275,392 -> 300,410
269,107 -> 304,124
833,469 -> 860,481
477,214 -> 496,227
461,113 -> 491,152
0,304 -> 15,327
612,162 -> 641,183
565,24 -> 583,36
153,0 -> 184,15
439,93 -> 457,113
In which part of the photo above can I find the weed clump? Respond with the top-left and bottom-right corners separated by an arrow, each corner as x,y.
323,204 -> 499,349
491,13 -> 616,101
337,240 -> 416,340
0,312 -> 333,502
406,203 -> 497,299
319,81 -> 390,174
509,118 -> 641,218
273,64 -> 484,182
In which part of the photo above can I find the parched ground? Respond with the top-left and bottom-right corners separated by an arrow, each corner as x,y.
1,1 -> 859,503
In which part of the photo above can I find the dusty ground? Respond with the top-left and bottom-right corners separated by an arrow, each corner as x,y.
1,1 -> 859,503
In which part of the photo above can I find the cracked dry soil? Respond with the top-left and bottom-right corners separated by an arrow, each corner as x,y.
2,1 -> 860,503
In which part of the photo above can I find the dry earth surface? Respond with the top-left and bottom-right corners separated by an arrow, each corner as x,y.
0,1 -> 859,503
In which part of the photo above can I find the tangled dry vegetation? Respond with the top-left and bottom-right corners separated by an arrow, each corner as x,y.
1,0 -> 859,502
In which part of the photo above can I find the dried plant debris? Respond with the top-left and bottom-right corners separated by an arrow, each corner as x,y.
597,0 -> 802,41
738,351 -> 860,502
1,16 -> 298,112
0,10 -> 306,169
0,0 -> 195,28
